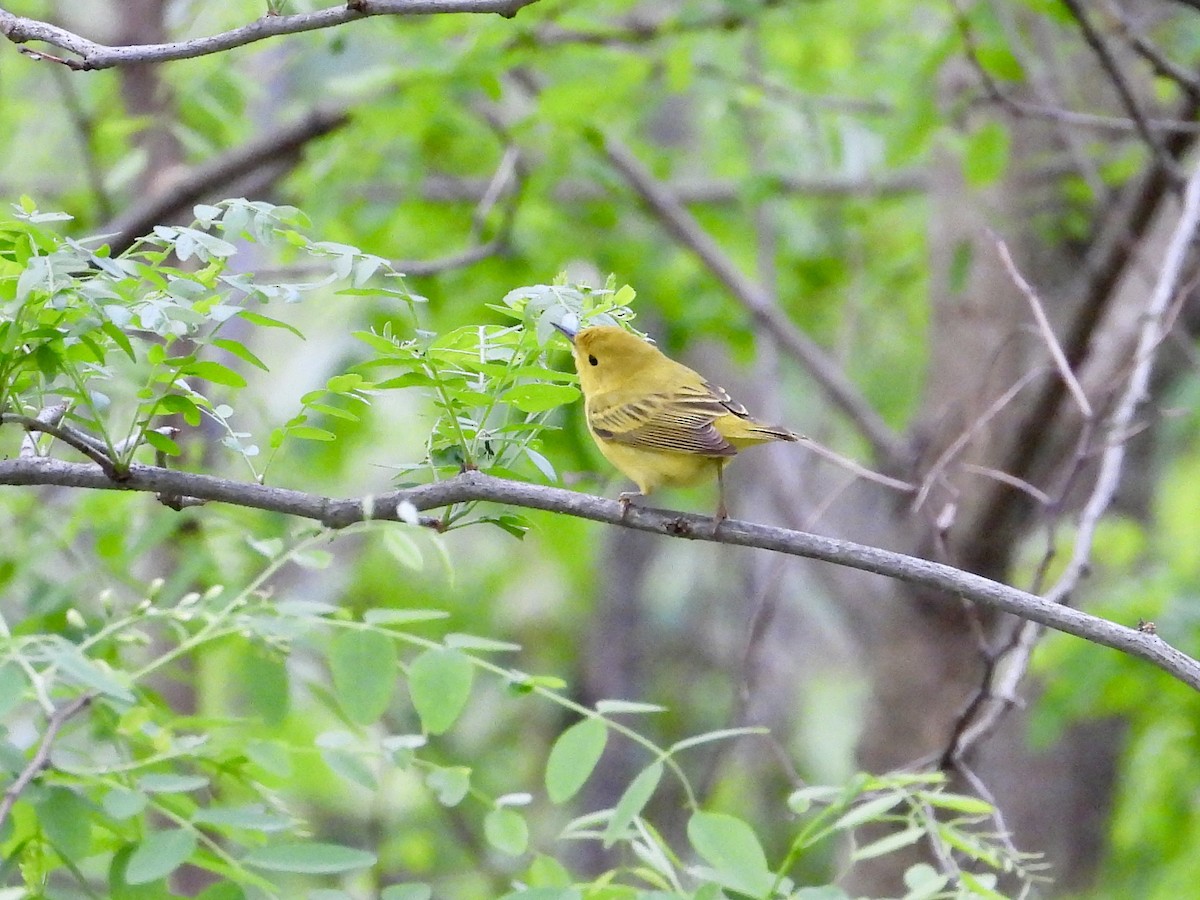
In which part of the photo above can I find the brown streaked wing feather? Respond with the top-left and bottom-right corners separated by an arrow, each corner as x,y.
704,381 -> 751,418
587,385 -> 737,457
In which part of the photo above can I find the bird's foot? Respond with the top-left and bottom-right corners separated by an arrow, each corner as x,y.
617,491 -> 642,519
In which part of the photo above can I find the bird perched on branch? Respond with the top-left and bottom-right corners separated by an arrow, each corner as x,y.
554,322 -> 798,520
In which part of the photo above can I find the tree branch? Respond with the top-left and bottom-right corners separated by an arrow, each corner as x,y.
0,458 -> 1196,690
1060,0 -> 1183,184
0,693 -> 92,831
0,1 -> 540,70
598,135 -> 912,471
101,106 -> 351,255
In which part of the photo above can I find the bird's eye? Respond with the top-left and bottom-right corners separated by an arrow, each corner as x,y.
588,354 -> 598,366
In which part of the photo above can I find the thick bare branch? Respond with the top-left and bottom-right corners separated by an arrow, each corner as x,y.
0,458 -> 1195,690
0,1 -> 540,70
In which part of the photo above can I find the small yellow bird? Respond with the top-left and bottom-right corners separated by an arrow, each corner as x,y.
554,322 -> 798,519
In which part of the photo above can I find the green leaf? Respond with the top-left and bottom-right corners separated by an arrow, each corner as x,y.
212,337 -> 268,371
137,773 -> 209,793
52,647 -> 134,702
851,825 -> 925,861
238,310 -> 305,339
501,383 -> 581,414
975,44 -> 1024,82
126,828 -> 198,884
594,699 -> 666,715
192,804 -> 291,832
327,373 -> 364,393
602,761 -> 663,847
833,792 -> 904,831
687,811 -> 774,897
408,648 -> 474,735
484,807 -> 529,856
321,748 -> 378,789
525,854 -> 572,888
916,790 -> 994,814
38,787 -> 92,859
241,646 -> 290,725
669,726 -> 767,754
444,632 -> 520,652
363,608 -> 450,626
289,425 -> 337,441
0,665 -> 25,717
186,359 -> 247,388
381,886 -> 433,900
425,765 -> 471,806
963,122 -> 1010,187
242,842 -> 376,873
328,629 -> 397,725
546,718 -> 607,804
102,787 -> 148,820
158,393 -> 202,426
143,429 -> 181,456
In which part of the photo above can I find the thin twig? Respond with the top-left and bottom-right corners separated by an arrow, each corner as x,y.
912,369 -> 1046,513
959,464 -> 1051,505
18,404 -> 69,458
0,1 -> 540,70
993,235 -> 1094,420
0,693 -> 93,830
0,459 -> 1197,690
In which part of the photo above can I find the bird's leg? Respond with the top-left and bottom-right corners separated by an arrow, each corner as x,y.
714,463 -> 729,523
617,490 -> 643,518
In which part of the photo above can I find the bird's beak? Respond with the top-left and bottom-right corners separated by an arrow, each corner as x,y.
551,320 -> 578,342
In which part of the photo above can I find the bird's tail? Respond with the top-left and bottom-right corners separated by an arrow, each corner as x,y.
728,420 -> 801,446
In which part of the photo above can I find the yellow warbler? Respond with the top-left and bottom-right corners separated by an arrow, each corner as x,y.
554,322 -> 798,519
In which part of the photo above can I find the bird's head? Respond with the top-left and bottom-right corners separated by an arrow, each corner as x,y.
552,322 -> 663,394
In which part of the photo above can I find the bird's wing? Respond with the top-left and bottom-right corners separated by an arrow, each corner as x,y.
587,382 -> 738,456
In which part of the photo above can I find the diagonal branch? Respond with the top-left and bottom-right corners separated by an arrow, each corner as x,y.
0,0 -> 540,70
102,106 -> 351,255
0,693 -> 92,830
0,457 -> 1196,690
1060,0 -> 1183,184
598,135 -> 911,471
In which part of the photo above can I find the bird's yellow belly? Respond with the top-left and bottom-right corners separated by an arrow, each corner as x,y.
591,435 -> 726,495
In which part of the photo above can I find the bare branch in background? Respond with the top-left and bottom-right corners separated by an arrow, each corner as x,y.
1107,1 -> 1200,101
953,1 -> 1200,136
0,0 -> 540,70
1060,0 -> 1183,183
944,156 -> 1200,764
410,169 -> 928,204
994,236 -> 1093,420
101,106 -> 351,255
